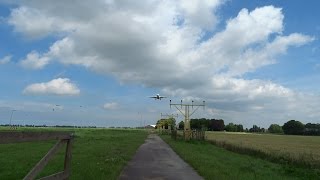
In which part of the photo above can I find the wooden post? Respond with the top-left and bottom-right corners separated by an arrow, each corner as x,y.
23,140 -> 66,180
64,138 -> 73,178
0,131 -> 74,180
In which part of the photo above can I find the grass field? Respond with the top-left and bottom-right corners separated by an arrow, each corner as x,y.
0,127 -> 148,179
205,131 -> 320,168
2,127 -> 319,179
161,135 -> 320,179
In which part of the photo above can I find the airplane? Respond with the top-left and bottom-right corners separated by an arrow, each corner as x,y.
53,104 -> 60,111
149,94 -> 167,100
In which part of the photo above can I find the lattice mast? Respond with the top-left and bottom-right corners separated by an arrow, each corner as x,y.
160,113 -> 178,119
170,100 -> 205,140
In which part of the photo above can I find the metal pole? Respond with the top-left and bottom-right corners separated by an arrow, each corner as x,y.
10,110 -> 16,127
141,113 -> 143,128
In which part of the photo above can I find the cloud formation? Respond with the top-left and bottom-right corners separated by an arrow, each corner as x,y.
20,51 -> 50,69
0,55 -> 11,64
103,102 -> 119,110
23,78 -> 80,96
5,1 -> 318,126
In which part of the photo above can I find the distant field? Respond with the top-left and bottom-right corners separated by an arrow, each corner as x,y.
0,127 -> 148,179
161,135 -> 320,179
205,131 -> 320,168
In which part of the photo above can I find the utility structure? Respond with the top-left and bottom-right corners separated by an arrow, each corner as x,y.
170,100 -> 205,140
159,113 -> 178,130
9,109 -> 16,127
138,112 -> 144,129
160,113 -> 178,119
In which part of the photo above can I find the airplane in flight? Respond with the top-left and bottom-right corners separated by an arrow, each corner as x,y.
149,94 -> 167,100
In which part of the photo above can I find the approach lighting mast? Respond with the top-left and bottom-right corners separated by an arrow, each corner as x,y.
160,113 -> 178,119
170,100 -> 205,140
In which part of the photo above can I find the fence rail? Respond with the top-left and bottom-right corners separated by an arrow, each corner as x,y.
0,131 -> 74,180
167,130 -> 205,140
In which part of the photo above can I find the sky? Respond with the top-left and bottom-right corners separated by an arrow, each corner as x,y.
0,0 -> 319,128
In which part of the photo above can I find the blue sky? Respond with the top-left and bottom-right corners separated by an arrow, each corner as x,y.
0,0 -> 319,128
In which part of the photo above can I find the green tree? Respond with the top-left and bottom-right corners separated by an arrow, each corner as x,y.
268,124 -> 283,134
249,125 -> 266,133
190,118 -> 207,130
178,121 -> 184,130
156,119 -> 166,129
156,118 -> 175,129
282,120 -> 305,135
199,118 -> 208,130
236,124 -> 244,132
225,123 -> 244,132
249,125 -> 260,132
305,123 -> 320,135
225,123 -> 236,132
210,119 -> 225,131
167,117 -> 176,129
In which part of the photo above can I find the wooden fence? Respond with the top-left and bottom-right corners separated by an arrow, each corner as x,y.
190,130 -> 205,140
0,131 -> 74,180
171,130 -> 205,140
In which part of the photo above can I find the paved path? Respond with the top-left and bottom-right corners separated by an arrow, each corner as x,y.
119,134 -> 203,180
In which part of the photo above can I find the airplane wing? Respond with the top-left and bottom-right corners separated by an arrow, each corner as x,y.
149,96 -> 157,98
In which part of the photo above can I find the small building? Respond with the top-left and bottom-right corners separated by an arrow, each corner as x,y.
145,125 -> 156,129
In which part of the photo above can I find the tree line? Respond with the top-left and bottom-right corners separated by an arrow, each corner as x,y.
175,118 -> 320,136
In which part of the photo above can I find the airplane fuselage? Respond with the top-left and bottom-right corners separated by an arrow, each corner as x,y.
149,94 -> 166,100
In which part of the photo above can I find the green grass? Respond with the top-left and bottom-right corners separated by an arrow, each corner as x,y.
0,127 -> 148,179
161,135 -> 320,180
205,131 -> 320,168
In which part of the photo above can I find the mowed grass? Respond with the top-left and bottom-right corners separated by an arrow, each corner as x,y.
161,135 -> 320,180
205,131 -> 320,168
0,127 -> 148,179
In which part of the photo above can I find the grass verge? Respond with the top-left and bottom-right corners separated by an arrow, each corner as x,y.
161,135 -> 320,180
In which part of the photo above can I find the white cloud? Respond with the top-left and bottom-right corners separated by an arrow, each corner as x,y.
8,6 -> 78,39
225,33 -> 314,76
222,6 -> 284,46
0,55 -> 11,64
23,78 -> 80,96
5,1 -> 319,126
178,0 -> 223,30
20,51 -> 50,69
103,102 -> 119,110
8,6 -> 56,38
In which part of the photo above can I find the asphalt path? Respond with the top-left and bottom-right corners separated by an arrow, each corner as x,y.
118,134 -> 203,180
